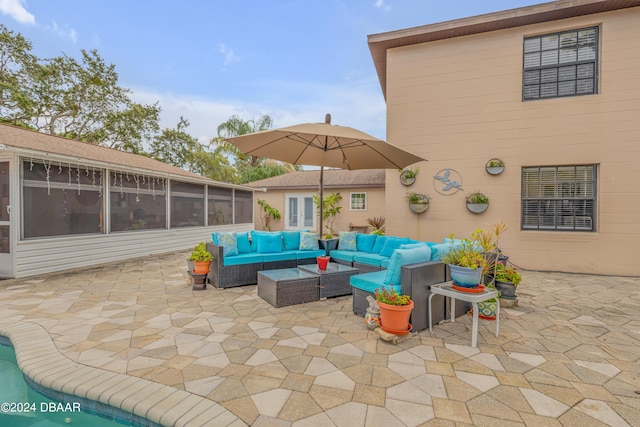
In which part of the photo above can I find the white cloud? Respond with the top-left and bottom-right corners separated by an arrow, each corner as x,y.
44,20 -> 78,43
374,0 -> 391,12
129,77 -> 387,148
0,0 -> 35,24
218,43 -> 241,67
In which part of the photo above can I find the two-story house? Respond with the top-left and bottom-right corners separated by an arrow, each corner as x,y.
369,0 -> 640,275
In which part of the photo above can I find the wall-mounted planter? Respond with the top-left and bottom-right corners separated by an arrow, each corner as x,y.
406,193 -> 430,214
486,158 -> 505,175
466,192 -> 489,214
400,170 -> 416,186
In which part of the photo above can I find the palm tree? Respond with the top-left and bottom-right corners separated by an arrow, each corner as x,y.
212,115 -> 273,168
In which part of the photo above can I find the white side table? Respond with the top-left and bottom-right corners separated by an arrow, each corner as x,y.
428,282 -> 499,348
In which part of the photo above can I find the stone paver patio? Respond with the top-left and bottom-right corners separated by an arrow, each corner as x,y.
0,250 -> 639,426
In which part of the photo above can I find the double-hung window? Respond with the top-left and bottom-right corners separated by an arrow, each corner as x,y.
350,193 -> 367,211
523,27 -> 598,100
521,165 -> 596,231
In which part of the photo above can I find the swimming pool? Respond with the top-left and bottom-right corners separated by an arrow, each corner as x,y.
0,343 -> 128,427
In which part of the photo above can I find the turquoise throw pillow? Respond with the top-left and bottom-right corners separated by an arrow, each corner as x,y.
281,231 -> 301,250
236,231 -> 252,254
383,246 -> 432,286
338,231 -> 357,251
371,235 -> 388,254
256,233 -> 283,254
430,243 -> 452,261
399,242 -> 427,250
356,233 -> 377,253
211,232 -> 218,245
216,232 -> 238,256
379,237 -> 411,258
299,232 -> 319,251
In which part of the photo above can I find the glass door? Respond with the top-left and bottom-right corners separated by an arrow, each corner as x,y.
0,161 -> 12,277
284,194 -> 316,231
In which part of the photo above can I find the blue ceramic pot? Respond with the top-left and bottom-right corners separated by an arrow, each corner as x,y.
449,264 -> 482,288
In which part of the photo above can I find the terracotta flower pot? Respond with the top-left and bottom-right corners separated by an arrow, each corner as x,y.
378,300 -> 414,333
192,260 -> 211,275
316,256 -> 330,270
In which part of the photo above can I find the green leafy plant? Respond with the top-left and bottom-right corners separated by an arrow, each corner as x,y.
375,286 -> 411,306
488,159 -> 504,168
405,192 -> 430,204
313,192 -> 343,239
257,199 -> 281,231
367,216 -> 385,235
494,263 -> 522,286
400,167 -> 419,179
466,192 -> 489,204
440,235 -> 486,270
189,242 -> 213,262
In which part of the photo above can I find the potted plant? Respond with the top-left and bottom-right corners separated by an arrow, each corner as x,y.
440,235 -> 487,288
405,192 -> 430,214
493,263 -> 521,298
375,286 -> 414,334
367,216 -> 385,235
189,242 -> 213,274
466,191 -> 489,213
313,192 -> 343,239
257,199 -> 281,231
399,167 -> 419,186
486,158 -> 505,175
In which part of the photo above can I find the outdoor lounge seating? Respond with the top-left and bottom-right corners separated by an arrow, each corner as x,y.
206,230 -> 325,288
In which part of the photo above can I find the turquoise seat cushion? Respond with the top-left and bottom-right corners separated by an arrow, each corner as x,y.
383,246 -> 432,287
295,249 -> 326,260
262,252 -> 296,262
299,232 -> 319,251
236,231 -> 252,254
330,250 -> 356,263
371,236 -> 388,254
338,231 -> 357,251
356,233 -> 377,253
256,233 -> 283,254
223,253 -> 263,266
354,253 -> 387,267
350,270 -> 400,294
281,231 -> 301,250
379,237 -> 412,258
215,231 -> 238,256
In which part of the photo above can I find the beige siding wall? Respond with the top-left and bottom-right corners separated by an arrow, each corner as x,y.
253,188 -> 385,234
384,8 -> 640,275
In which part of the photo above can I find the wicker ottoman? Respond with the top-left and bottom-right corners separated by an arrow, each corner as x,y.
257,268 -> 320,307
298,262 -> 358,299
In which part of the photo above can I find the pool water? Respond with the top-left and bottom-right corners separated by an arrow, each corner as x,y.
0,344 -> 127,427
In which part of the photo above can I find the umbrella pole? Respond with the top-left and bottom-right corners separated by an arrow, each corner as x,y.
319,165 -> 324,237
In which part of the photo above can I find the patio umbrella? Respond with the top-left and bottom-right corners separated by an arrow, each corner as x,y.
226,114 -> 426,235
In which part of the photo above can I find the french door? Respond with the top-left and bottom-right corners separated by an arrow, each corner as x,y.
0,161 -> 12,277
284,194 -> 316,231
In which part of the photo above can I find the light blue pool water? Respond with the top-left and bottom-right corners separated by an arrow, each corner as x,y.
0,343 -> 129,427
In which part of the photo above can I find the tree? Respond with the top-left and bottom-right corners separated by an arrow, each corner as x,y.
0,24 -> 37,127
213,114 -> 273,168
149,117 -> 201,169
0,25 -> 160,152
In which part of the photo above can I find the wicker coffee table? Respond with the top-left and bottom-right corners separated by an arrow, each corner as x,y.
298,262 -> 359,299
257,268 -> 320,307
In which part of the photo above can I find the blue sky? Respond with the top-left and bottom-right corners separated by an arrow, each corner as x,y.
2,0 -> 544,143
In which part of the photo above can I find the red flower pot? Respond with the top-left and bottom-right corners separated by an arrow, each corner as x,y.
316,256 -> 330,270
378,300 -> 414,333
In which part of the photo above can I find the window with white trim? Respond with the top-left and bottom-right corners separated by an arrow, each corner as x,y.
523,27 -> 598,101
350,193 -> 367,211
521,165 -> 596,231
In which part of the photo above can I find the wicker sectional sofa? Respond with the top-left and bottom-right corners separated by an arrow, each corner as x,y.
206,230 -> 325,289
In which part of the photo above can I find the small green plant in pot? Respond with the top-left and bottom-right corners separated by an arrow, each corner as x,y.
257,199 -> 281,231
440,234 -> 487,288
190,242 -> 213,274
399,167 -> 419,185
313,192 -> 343,239
493,263 -> 521,298
406,192 -> 430,213
367,216 -> 385,235
466,191 -> 489,213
